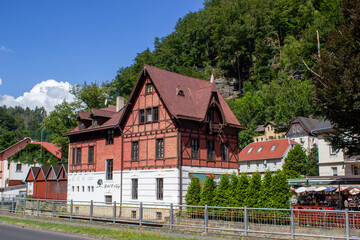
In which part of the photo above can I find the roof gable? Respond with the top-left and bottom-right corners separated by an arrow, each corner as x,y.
239,139 -> 298,161
0,138 -> 32,160
121,65 -> 244,128
25,167 -> 40,182
36,166 -> 51,181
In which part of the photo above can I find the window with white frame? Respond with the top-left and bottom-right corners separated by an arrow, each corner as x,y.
247,147 -> 254,154
353,166 -> 359,175
156,178 -> 163,200
332,167 -> 338,176
105,195 -> 112,204
330,146 -> 337,155
270,144 -> 277,152
132,178 -> 138,199
257,146 -> 263,153
106,159 -> 113,180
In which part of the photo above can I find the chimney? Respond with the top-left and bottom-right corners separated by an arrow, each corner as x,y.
116,96 -> 124,112
210,72 -> 214,83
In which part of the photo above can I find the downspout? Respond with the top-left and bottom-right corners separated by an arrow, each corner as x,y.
120,127 -> 124,216
177,130 -> 182,206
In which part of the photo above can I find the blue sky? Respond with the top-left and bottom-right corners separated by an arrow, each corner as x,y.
0,0 -> 203,111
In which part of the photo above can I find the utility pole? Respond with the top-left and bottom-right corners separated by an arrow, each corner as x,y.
40,109 -> 44,160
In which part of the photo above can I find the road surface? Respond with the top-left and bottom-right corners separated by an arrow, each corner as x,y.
0,223 -> 94,240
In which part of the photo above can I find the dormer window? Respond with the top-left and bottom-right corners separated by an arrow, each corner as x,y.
93,119 -> 98,128
79,121 -> 85,130
177,89 -> 184,96
270,144 -> 277,152
207,109 -> 214,122
145,83 -> 153,94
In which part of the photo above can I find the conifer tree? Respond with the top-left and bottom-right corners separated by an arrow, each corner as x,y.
244,172 -> 261,207
258,170 -> 273,208
283,145 -> 307,179
199,176 -> 216,206
185,177 -> 201,206
213,174 -> 230,207
307,144 -> 319,176
270,170 -> 291,208
236,173 -> 249,207
228,173 -> 239,207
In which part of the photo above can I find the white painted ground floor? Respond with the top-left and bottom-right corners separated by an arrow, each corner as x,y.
67,166 -> 237,205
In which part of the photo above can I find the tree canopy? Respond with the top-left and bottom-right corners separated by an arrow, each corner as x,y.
314,0 -> 360,156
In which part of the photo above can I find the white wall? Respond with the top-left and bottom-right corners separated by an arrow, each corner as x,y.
122,168 -> 179,205
0,160 -> 38,187
239,158 -> 283,174
68,171 -> 121,203
318,136 -> 346,176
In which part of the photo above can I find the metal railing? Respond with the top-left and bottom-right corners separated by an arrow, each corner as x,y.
0,196 -> 359,240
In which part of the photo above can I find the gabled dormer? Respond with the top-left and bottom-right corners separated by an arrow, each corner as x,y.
206,91 -> 226,135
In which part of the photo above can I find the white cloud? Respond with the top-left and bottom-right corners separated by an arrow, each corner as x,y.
0,45 -> 13,52
0,79 -> 75,112
0,78 -> 2,86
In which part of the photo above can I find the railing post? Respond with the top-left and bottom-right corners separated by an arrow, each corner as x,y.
90,200 -> 93,222
244,206 -> 248,236
290,206 -> 295,239
11,197 -> 15,213
37,199 -> 40,216
346,209 -> 350,240
1,197 -> 3,210
204,205 -> 208,234
139,202 -> 143,227
113,201 -> 116,223
23,198 -> 26,214
52,200 -> 56,217
170,203 -> 173,230
70,200 -> 73,219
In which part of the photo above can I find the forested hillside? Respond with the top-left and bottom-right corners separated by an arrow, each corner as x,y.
102,0 -> 342,147
3,0 -> 353,156
0,106 -> 50,151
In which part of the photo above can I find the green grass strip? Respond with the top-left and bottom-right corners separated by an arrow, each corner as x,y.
0,216 -> 194,240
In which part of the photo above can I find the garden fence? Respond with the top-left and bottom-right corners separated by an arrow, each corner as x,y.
0,195 -> 359,240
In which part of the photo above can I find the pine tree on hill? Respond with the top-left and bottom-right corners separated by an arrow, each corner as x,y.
244,172 -> 262,207
199,176 -> 216,206
185,177 -> 201,206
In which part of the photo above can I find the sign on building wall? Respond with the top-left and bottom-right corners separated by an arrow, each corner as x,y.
27,182 -> 33,195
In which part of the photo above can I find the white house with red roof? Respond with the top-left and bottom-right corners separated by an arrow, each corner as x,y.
239,139 -> 298,174
0,138 -> 61,196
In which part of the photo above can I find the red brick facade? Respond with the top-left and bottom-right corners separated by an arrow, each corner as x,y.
66,65 -> 244,203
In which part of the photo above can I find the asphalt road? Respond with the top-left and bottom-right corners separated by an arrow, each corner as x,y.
0,223 -> 93,240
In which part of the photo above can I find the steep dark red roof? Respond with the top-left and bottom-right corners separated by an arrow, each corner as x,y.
32,142 -> 61,159
77,112 -> 91,120
239,139 -> 298,161
66,106 -> 124,135
129,65 -> 243,128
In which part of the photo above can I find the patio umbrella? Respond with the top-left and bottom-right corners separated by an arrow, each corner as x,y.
306,186 -> 318,192
324,186 -> 337,192
336,187 -> 349,192
349,188 -> 360,195
295,187 -> 307,193
315,186 -> 327,192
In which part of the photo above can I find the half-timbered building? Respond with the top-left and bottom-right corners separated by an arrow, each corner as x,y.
66,65 -> 244,205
